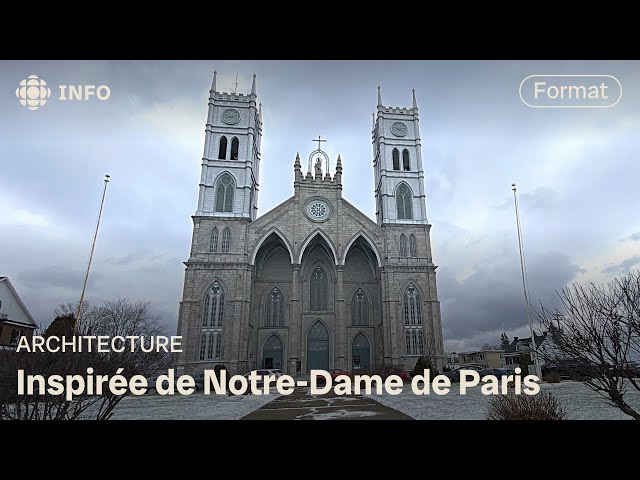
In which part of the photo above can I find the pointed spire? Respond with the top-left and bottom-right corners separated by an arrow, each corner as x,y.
372,112 -> 375,131
377,85 -> 382,106
211,70 -> 217,92
294,153 -> 302,185
412,88 -> 418,109
251,73 -> 256,95
336,154 -> 342,167
335,154 -> 343,188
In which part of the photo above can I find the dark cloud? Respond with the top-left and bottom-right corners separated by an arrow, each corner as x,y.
602,256 -> 640,275
620,232 -> 640,243
439,251 -> 582,348
17,266 -> 100,290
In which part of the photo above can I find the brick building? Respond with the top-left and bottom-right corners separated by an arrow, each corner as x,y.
175,75 -> 443,375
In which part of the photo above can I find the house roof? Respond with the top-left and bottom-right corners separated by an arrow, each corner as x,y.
458,349 -> 504,355
504,333 -> 546,354
0,276 -> 37,327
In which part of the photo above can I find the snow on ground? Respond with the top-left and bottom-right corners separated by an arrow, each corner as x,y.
111,392 -> 275,420
368,381 -> 640,420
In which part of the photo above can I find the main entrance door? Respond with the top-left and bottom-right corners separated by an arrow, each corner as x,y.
352,333 -> 370,370
263,335 -> 283,370
307,321 -> 329,372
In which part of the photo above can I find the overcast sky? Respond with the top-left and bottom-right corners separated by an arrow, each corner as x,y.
1,60 -> 639,351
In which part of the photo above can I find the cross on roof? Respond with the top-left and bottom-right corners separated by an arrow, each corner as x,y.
313,136 -> 326,151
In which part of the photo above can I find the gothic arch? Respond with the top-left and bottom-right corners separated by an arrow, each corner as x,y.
395,182 -> 414,220
341,231 -> 382,267
297,229 -> 339,266
213,171 -> 236,213
197,276 -> 230,300
250,228 -> 294,265
397,278 -> 427,302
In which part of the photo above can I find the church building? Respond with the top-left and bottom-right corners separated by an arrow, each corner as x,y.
175,73 -> 444,375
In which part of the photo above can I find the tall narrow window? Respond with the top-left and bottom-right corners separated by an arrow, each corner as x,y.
207,333 -> 215,359
396,183 -> 413,220
210,228 -> 218,253
203,282 -> 225,327
230,137 -> 239,160
215,173 -> 235,212
409,234 -> 417,257
399,234 -> 407,257
418,331 -> 425,355
201,282 -> 224,361
411,330 -> 418,354
404,284 -> 422,325
221,228 -> 231,253
392,148 -> 400,170
351,288 -> 369,326
218,136 -> 228,159
402,149 -> 410,171
199,333 -> 207,360
405,330 -> 412,355
266,287 -> 284,326
215,334 -> 222,358
310,266 -> 327,311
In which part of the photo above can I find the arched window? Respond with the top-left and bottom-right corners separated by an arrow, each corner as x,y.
399,234 -> 407,257
392,148 -> 400,170
404,284 -> 422,325
210,228 -> 218,253
215,173 -> 235,212
203,282 -> 225,327
402,149 -> 410,171
409,234 -> 417,257
396,183 -> 413,220
266,287 -> 284,326
230,137 -> 239,160
218,136 -> 228,159
310,266 -> 327,311
351,289 -> 369,326
200,282 -> 224,362
221,228 -> 231,253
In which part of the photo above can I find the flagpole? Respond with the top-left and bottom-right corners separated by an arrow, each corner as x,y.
74,174 -> 110,333
511,183 -> 541,379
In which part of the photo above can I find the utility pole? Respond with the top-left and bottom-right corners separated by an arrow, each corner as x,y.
74,174 -> 110,333
512,183 -> 542,379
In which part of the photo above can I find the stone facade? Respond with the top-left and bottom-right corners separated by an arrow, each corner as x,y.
175,77 -> 443,375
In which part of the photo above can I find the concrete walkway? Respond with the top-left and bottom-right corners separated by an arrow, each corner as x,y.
242,387 -> 411,420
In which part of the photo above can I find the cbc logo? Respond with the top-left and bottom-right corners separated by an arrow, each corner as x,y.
15,75 -> 52,111
15,74 -> 111,111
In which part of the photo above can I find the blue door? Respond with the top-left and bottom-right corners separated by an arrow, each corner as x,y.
352,333 -> 370,370
307,321 -> 329,372
263,335 -> 283,370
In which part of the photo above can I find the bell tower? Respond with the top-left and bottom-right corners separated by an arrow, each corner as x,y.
195,71 -> 262,220
372,87 -> 428,226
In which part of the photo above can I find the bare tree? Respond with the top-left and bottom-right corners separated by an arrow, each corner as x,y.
1,298 -> 170,420
537,270 -> 640,420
